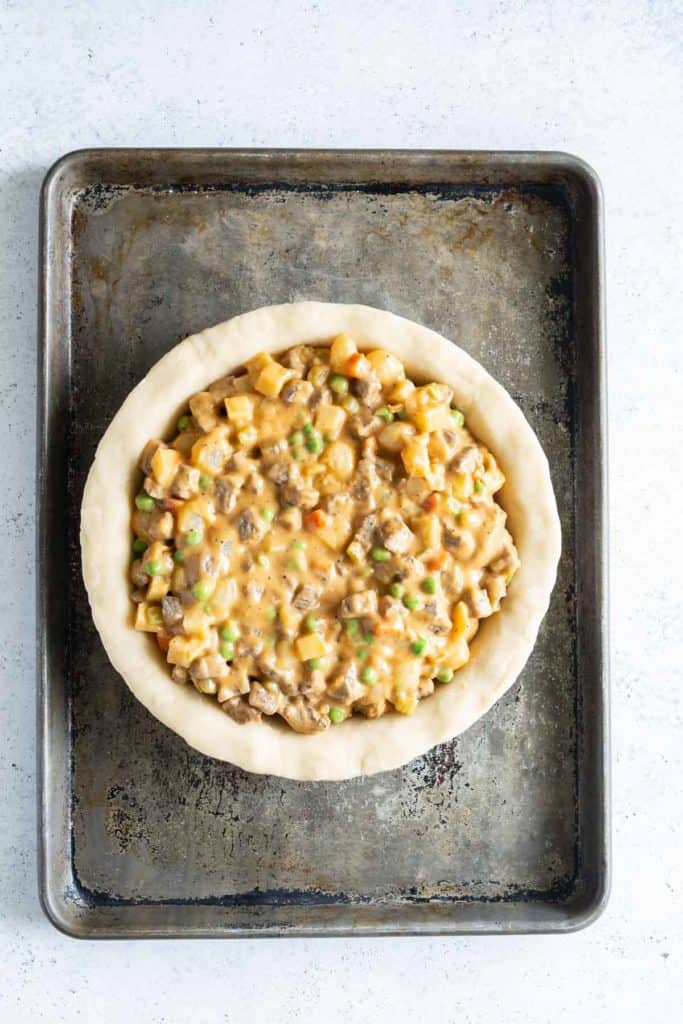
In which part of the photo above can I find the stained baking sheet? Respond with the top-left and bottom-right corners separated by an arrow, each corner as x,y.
38,149 -> 608,937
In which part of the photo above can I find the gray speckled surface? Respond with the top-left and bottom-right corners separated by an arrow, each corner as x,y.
1,0 -> 682,1020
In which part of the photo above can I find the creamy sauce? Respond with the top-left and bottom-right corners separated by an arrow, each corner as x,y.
129,336 -> 519,732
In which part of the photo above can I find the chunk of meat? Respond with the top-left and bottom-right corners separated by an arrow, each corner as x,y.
171,666 -> 188,685
352,373 -> 382,408
327,661 -> 365,703
293,583 -> 321,612
463,586 -> 493,618
340,590 -> 378,618
353,513 -> 378,552
189,391 -> 223,432
300,669 -> 327,701
236,508 -> 264,543
221,696 -> 262,724
248,682 -> 280,715
350,458 -> 379,511
280,379 -> 314,405
378,595 -> 408,632
281,344 -> 316,376
280,480 -> 320,510
379,511 -> 414,554
418,677 -> 435,698
267,459 -> 294,485
244,580 -> 265,603
349,408 -> 381,439
161,595 -> 183,626
143,475 -> 167,500
309,386 -> 331,412
130,559 -> 149,588
279,506 -> 303,532
208,372 -> 249,399
281,697 -> 329,734
423,598 -> 452,634
171,464 -> 200,499
355,691 -> 387,718
451,445 -> 482,474
214,474 -> 241,513
257,650 -> 298,695
189,654 -> 230,682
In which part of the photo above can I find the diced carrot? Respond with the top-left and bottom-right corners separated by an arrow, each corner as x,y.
304,509 -> 329,530
428,550 -> 448,571
156,629 -> 171,653
423,491 -> 440,512
345,352 -> 371,379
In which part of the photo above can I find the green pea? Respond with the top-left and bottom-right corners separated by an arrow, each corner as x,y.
436,667 -> 454,683
144,560 -> 163,576
411,637 -> 427,656
135,492 -> 156,512
303,614 -> 319,633
329,707 -> 346,724
402,594 -> 422,611
265,606 -> 277,620
329,374 -> 349,395
289,430 -> 304,446
292,447 -> 305,461
260,507 -> 275,523
303,421 -> 315,437
191,579 -> 215,601
360,665 -> 377,685
357,647 -> 370,662
474,480 -> 486,493
173,549 -> 184,563
422,577 -> 437,595
388,582 -> 404,599
450,409 -> 465,427
286,556 -> 303,571
256,553 -> 270,568
307,657 -> 323,671
371,547 -> 391,562
363,633 -> 375,645
220,641 -> 235,661
220,622 -> 240,642
199,473 -> 213,491
132,538 -> 148,554
306,434 -> 324,455
290,539 -> 306,550
344,619 -> 361,638
177,414 -> 190,431
185,529 -> 202,546
376,407 -> 394,423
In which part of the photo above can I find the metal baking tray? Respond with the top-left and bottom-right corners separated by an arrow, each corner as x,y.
38,149 -> 608,938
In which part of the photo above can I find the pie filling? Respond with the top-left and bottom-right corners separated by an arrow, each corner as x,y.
130,335 -> 519,733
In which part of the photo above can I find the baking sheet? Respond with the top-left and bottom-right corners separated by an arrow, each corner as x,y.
38,149 -> 608,937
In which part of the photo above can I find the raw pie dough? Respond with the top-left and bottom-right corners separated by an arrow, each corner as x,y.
81,302 -> 561,780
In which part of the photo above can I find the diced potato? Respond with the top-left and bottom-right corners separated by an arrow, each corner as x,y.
345,352 -> 372,379
346,540 -> 364,564
245,352 -> 273,383
315,403 -> 346,440
167,634 -> 210,668
392,658 -> 421,715
389,378 -> 415,403
176,494 -> 216,533
296,632 -> 328,661
183,604 -> 213,640
405,385 -> 452,432
378,420 -> 416,453
330,333 -> 357,372
323,439 -> 356,480
210,578 -> 238,617
278,604 -> 302,633
425,462 -> 447,492
189,391 -> 222,432
416,513 -> 442,551
254,359 -> 293,398
150,446 -> 181,487
452,472 -> 473,500
401,435 -> 431,479
317,513 -> 353,552
237,425 -> 258,447
367,349 -> 405,387
171,566 -> 186,593
442,634 -> 470,670
482,451 -> 506,493
146,575 -> 170,602
224,393 -> 256,429
191,426 -> 232,476
134,602 -> 163,633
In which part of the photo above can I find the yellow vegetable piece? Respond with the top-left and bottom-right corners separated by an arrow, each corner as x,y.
245,352 -> 273,383
329,333 -> 357,372
176,494 -> 216,533
367,349 -> 405,387
254,359 -> 293,398
315,403 -> 346,440
295,633 -> 328,661
453,600 -> 470,636
405,385 -> 452,432
452,471 -> 473,501
389,377 -> 415,403
417,512 -> 442,551
317,513 -> 353,552
182,603 -> 212,642
237,425 -> 258,447
146,574 -> 170,602
401,435 -> 431,479
443,634 -> 470,670
150,446 -> 181,487
191,426 -> 232,476
167,634 -> 209,668
323,439 -> 356,480
134,602 -> 163,633
278,604 -> 302,632
224,393 -> 256,429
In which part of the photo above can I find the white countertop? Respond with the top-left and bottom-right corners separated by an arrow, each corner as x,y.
1,1 -> 681,1021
